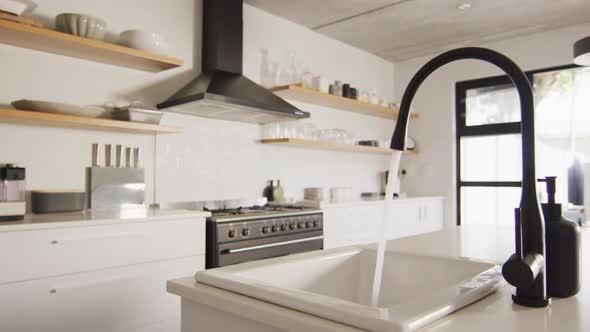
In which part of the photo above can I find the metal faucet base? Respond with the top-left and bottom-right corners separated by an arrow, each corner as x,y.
512,294 -> 551,308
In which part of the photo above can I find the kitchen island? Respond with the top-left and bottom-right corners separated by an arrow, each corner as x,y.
168,225 -> 589,331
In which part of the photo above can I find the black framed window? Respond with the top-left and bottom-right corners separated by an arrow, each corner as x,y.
456,64 -> 586,226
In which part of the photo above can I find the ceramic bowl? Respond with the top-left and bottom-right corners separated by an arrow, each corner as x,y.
55,13 -> 107,41
119,30 -> 169,54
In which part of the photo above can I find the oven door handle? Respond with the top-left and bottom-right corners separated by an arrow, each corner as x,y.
224,236 -> 324,254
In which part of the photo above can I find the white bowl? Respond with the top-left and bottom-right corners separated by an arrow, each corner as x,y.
0,0 -> 36,16
55,13 -> 107,41
119,30 -> 169,55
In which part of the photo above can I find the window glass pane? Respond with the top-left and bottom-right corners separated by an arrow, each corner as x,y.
460,135 -> 522,181
465,84 -> 521,126
533,66 -> 590,204
534,67 -> 590,139
461,187 -> 521,225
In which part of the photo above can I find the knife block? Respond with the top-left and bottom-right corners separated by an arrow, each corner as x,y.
86,167 -> 145,210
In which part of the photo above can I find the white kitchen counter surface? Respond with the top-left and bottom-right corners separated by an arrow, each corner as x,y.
300,196 -> 444,209
0,208 -> 210,232
169,224 -> 590,332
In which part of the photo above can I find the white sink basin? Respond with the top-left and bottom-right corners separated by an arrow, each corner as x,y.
195,247 -> 503,331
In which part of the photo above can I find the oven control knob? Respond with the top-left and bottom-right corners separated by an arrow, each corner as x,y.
262,226 -> 270,234
281,224 -> 287,231
305,221 -> 311,228
289,224 -> 296,230
242,228 -> 250,236
313,221 -> 319,227
228,230 -> 236,238
297,223 -> 304,229
272,225 -> 278,232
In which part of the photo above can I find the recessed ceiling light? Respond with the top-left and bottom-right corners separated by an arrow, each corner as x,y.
457,3 -> 472,10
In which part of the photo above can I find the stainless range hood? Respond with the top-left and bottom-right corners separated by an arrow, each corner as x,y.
157,0 -> 309,124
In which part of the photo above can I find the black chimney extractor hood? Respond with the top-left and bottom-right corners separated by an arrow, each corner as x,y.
157,0 -> 309,124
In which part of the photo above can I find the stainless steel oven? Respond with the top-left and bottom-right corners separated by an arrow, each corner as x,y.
206,208 -> 323,268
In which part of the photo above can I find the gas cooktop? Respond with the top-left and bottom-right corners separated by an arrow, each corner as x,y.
156,199 -> 320,222
207,205 -> 320,222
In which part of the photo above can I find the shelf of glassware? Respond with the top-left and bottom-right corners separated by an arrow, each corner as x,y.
258,138 -> 417,155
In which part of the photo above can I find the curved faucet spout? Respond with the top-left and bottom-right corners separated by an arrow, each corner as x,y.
391,47 -> 549,307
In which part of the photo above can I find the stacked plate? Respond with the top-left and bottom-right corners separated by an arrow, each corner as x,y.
11,99 -> 163,124
0,0 -> 36,16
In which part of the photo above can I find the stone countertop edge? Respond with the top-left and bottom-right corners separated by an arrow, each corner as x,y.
0,208 -> 211,232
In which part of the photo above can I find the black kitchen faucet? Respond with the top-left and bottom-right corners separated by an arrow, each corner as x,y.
390,47 -> 550,307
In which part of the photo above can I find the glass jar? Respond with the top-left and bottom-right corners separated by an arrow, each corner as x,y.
259,48 -> 274,88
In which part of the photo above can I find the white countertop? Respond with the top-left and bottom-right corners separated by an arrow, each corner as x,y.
409,225 -> 590,332
0,208 -> 211,232
169,224 -> 590,331
300,196 -> 444,209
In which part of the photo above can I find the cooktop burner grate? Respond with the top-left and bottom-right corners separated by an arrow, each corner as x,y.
205,205 -> 309,217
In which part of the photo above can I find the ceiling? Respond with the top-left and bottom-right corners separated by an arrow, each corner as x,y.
245,0 -> 590,62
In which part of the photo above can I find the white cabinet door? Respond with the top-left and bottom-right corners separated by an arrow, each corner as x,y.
418,198 -> 444,234
322,198 -> 445,250
388,198 -> 445,238
384,200 -> 421,239
323,204 -> 384,249
0,218 -> 206,284
0,255 -> 203,332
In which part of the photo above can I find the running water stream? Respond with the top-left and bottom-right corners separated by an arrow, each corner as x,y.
371,150 -> 403,306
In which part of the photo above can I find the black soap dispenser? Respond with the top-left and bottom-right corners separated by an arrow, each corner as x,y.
539,176 -> 582,297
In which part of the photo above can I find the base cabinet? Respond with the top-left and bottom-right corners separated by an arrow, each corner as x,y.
0,219 -> 204,284
0,256 -> 203,332
0,215 -> 207,332
324,197 -> 444,249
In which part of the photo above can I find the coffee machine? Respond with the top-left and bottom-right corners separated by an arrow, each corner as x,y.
0,164 -> 26,221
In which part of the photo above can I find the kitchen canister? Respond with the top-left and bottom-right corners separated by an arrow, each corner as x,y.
304,187 -> 326,202
329,84 -> 337,95
312,76 -> 330,93
31,190 -> 86,213
342,84 -> 351,98
334,80 -> 343,96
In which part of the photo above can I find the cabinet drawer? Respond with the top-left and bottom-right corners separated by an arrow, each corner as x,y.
323,205 -> 383,237
0,255 -> 203,332
0,218 -> 205,284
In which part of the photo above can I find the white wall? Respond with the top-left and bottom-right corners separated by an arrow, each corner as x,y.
394,23 -> 590,226
0,1 -> 396,207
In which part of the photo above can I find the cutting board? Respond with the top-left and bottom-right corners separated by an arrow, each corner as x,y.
0,11 -> 42,27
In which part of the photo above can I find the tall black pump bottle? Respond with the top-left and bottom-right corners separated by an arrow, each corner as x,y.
539,176 -> 581,297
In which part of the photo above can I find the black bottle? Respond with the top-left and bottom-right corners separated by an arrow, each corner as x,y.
539,176 -> 581,298
263,180 -> 274,202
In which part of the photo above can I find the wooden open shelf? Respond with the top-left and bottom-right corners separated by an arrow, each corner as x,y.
0,108 -> 182,135
271,84 -> 418,120
259,138 -> 417,155
0,19 -> 183,72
